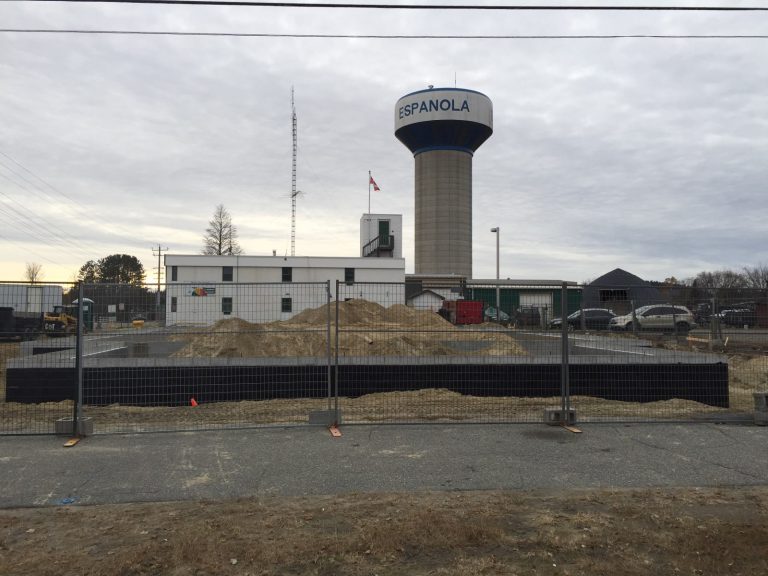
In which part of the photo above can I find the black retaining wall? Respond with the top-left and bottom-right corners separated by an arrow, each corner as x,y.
6,362 -> 729,408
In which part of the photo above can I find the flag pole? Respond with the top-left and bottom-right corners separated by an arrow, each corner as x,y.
368,170 -> 371,214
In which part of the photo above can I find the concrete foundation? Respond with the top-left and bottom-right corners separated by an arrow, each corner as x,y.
7,358 -> 730,409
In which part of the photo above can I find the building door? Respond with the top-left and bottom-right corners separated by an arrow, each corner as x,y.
519,292 -> 553,326
378,220 -> 390,247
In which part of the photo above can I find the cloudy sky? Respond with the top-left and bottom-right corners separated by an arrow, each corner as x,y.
1,0 -> 766,285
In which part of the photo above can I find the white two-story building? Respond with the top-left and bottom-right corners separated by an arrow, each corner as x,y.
164,253 -> 406,325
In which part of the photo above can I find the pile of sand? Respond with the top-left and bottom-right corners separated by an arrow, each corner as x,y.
173,299 -> 526,358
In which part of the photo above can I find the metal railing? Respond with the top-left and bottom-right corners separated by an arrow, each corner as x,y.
362,234 -> 395,257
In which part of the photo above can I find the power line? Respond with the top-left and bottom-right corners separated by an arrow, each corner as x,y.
0,150 -> 88,212
2,29 -> 766,38
13,1 -> 768,11
0,172 -> 96,259
0,230 -> 62,266
0,150 -> 147,246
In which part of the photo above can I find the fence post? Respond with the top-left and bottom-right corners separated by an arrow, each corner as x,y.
73,281 -> 84,436
334,280 -> 340,423
630,299 -> 638,335
710,295 -> 720,347
560,282 -> 571,417
325,280 -> 333,410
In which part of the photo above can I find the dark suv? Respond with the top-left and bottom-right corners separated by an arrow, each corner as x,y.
718,308 -> 757,327
513,307 -> 542,328
550,308 -> 615,331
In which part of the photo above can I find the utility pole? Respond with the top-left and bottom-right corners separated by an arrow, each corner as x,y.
490,227 -> 500,321
152,245 -> 169,322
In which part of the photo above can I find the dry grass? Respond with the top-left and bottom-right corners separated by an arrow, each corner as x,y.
0,385 -> 750,434
2,487 -> 767,575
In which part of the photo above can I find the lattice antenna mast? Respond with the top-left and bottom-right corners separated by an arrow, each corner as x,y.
290,87 -> 299,257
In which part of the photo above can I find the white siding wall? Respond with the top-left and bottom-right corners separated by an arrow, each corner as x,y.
360,214 -> 403,259
164,255 -> 406,325
0,285 -> 63,313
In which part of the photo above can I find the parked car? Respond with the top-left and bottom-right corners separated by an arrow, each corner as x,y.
483,306 -> 510,323
549,308 -> 615,331
609,305 -> 696,332
716,308 -> 757,327
513,306 -> 543,328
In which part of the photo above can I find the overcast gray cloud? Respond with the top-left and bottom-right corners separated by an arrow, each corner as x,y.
1,1 -> 766,284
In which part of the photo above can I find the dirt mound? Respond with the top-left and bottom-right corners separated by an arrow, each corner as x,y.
210,317 -> 255,332
381,304 -> 453,328
173,300 -> 525,358
290,299 -> 388,327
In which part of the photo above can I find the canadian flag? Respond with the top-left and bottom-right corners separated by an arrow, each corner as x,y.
369,175 -> 381,192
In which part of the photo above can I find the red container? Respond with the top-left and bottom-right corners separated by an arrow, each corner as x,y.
441,300 -> 483,325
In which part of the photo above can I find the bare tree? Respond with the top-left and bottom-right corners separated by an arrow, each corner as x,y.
25,262 -> 43,283
202,204 -> 243,255
691,269 -> 747,291
743,264 -> 768,289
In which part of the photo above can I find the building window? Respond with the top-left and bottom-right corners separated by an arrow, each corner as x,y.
599,289 -> 628,303
171,297 -> 177,313
171,266 -> 178,282
222,266 -> 233,282
345,267 -> 355,284
282,267 -> 292,282
281,297 -> 292,313
222,297 -> 233,315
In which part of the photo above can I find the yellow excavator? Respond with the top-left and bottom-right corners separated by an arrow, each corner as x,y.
43,305 -> 79,337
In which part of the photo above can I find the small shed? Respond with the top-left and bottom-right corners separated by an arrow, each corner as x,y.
407,289 -> 445,313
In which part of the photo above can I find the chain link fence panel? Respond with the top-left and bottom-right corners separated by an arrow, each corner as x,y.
2,279 -> 766,433
0,281 -> 77,434
334,281 -> 570,423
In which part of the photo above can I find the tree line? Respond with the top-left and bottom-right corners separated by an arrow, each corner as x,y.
657,265 -> 768,290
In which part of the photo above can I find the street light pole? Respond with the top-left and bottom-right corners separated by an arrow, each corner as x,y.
490,227 -> 500,322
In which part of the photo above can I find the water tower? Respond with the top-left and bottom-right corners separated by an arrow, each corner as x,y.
395,87 -> 493,277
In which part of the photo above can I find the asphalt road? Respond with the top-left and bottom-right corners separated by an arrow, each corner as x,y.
1,423 -> 765,508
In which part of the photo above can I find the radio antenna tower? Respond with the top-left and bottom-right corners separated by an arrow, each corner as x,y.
290,86 -> 299,257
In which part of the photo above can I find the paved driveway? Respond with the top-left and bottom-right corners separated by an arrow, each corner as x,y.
1,423 -> 766,508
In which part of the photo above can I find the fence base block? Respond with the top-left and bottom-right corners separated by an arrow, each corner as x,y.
54,417 -> 93,436
753,392 -> 768,413
309,410 -> 341,426
543,408 -> 577,426
755,412 -> 768,426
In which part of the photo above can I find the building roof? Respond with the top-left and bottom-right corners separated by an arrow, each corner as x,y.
468,279 -> 578,288
406,289 -> 445,302
589,268 -> 647,287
